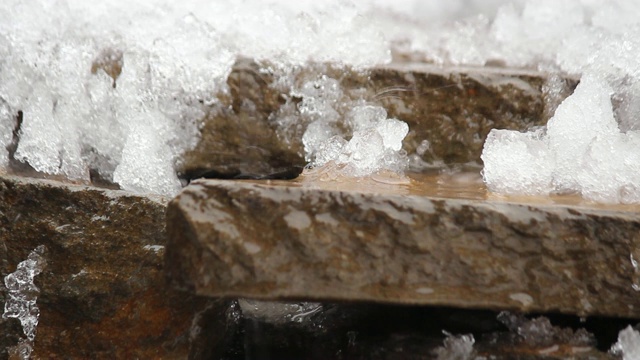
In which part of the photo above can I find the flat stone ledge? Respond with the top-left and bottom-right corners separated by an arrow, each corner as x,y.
178,59 -> 576,179
166,176 -> 640,319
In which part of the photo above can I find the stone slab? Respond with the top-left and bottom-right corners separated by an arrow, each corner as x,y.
166,176 -> 640,319
0,175 -> 232,359
178,59 -> 576,180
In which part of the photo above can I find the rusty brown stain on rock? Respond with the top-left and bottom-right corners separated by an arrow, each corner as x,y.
0,175 -> 220,359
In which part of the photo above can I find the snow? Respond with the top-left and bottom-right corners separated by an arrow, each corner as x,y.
0,0 -> 393,196
3,0 -> 640,202
483,74 -> 640,203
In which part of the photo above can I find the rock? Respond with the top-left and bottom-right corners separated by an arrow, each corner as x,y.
178,59 -> 576,180
178,59 -> 302,180
0,175 -> 233,359
166,175 -> 640,319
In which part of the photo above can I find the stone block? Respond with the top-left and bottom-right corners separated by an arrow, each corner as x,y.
178,59 -> 576,180
166,175 -> 640,319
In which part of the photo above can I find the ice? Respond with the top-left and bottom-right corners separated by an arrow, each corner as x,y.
112,113 -> 183,196
305,103 -> 409,177
0,100 -> 13,169
6,0 -> 640,198
366,1 -> 640,202
377,0 -> 640,203
0,0 -> 395,196
497,312 -> 595,348
483,74 -> 640,203
281,74 -> 410,178
3,245 -> 47,359
314,136 -> 348,167
481,128 -> 553,196
546,75 -> 619,194
238,299 -> 322,325
433,331 -> 475,360
611,325 -> 640,360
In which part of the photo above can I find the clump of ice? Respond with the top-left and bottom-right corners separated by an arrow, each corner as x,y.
309,113 -> 409,178
497,311 -> 595,348
482,74 -> 640,203
0,100 -> 13,169
433,331 -> 475,360
3,245 -> 47,359
290,75 -> 409,178
329,116 -> 409,177
238,299 -> 322,325
481,127 -> 552,196
611,325 -> 640,360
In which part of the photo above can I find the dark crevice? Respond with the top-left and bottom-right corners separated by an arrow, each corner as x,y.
217,303 -> 632,360
182,165 -> 304,184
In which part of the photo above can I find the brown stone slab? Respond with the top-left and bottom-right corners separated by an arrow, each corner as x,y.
166,174 -> 640,319
178,59 -> 576,179
0,175 -> 233,359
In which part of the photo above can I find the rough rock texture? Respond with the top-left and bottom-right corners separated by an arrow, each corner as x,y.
166,177 -> 640,319
0,175 -> 230,359
179,59 -> 576,179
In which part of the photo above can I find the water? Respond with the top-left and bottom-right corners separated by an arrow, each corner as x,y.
291,170 -> 640,212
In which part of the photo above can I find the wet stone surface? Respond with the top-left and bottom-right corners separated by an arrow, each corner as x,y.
0,175 -> 231,359
178,59 -> 576,180
166,175 -> 640,319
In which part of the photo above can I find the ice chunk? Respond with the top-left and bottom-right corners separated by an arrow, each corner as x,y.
112,110 -> 183,196
497,312 -> 595,348
611,326 -> 640,360
0,101 -> 14,169
339,128 -> 387,176
346,104 -> 387,131
481,128 -> 553,196
302,120 -> 340,163
376,118 -> 411,152
434,331 -> 475,360
306,112 -> 409,177
546,75 -> 618,190
3,245 -> 47,360
13,84 -> 63,175
291,77 -> 410,178
337,118 -> 410,177
314,135 -> 348,167
238,299 -> 322,324
482,73 -> 640,203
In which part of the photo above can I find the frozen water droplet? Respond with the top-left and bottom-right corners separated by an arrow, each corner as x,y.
3,245 -> 46,351
434,331 -> 475,360
611,326 -> 640,360
630,253 -> 640,291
